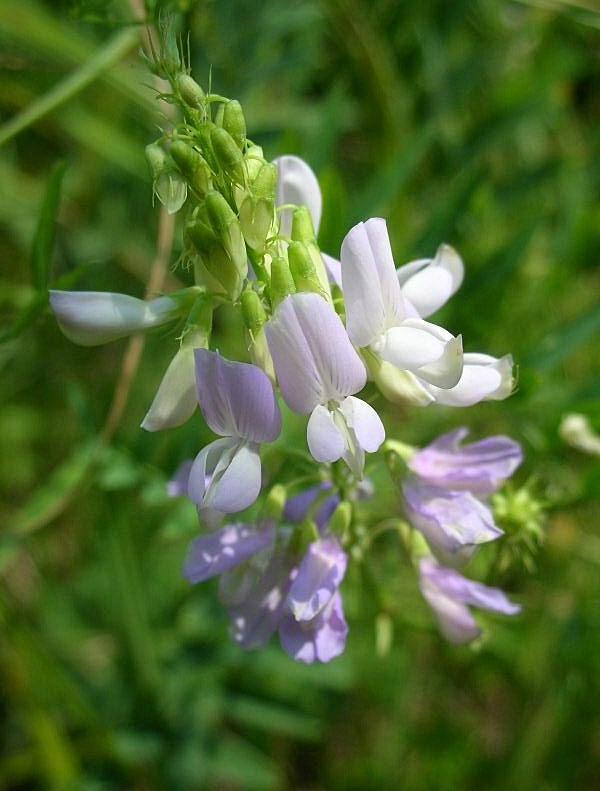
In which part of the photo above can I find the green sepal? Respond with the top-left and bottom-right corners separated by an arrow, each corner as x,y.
210,127 -> 245,184
270,255 -> 296,308
222,100 -> 246,149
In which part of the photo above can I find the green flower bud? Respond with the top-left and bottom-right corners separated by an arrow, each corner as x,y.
210,127 -> 245,184
252,163 -> 277,200
196,192 -> 248,300
170,141 -> 212,197
239,195 -> 274,253
222,100 -> 246,149
214,102 -> 225,128
145,143 -> 168,179
241,290 -> 267,334
262,484 -> 287,520
329,501 -> 352,540
244,145 -> 266,182
195,122 -> 218,172
270,255 -> 296,308
176,74 -> 205,108
291,206 -> 316,243
288,241 -> 324,296
291,519 -> 320,557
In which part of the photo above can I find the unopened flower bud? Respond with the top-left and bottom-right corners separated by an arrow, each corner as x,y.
170,140 -> 212,196
222,100 -> 246,149
270,255 -> 296,307
329,501 -> 352,540
252,163 -> 277,200
239,196 -> 274,253
291,206 -> 316,243
241,290 -> 267,334
210,127 -> 245,184
262,484 -> 287,520
176,74 -> 205,108
288,241 -> 324,296
145,143 -> 168,178
244,145 -> 266,182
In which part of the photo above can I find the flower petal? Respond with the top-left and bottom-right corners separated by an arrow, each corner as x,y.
397,244 -> 464,318
409,428 -> 523,495
141,342 -> 198,432
340,219 -> 405,347
183,522 -> 276,584
322,253 -> 342,288
279,591 -> 348,663
424,353 -> 514,407
376,319 -> 464,388
167,459 -> 194,497
287,538 -> 347,622
195,349 -> 281,442
339,396 -> 385,453
49,291 -> 178,346
274,155 -> 322,237
266,293 -> 367,414
403,477 -> 503,559
188,438 -> 263,514
228,543 -> 296,649
307,405 -> 345,463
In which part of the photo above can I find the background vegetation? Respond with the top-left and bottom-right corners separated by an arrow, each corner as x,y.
1,0 -> 599,788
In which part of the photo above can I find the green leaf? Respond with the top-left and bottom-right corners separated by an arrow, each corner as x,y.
31,161 -> 67,291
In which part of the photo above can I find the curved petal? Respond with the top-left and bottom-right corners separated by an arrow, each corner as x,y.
409,428 -> 523,495
188,438 -> 263,513
287,538 -> 347,622
425,353 -> 514,406
403,477 -> 503,559
141,343 -> 197,432
195,349 -> 281,442
398,244 -> 464,318
322,253 -> 342,288
420,578 -> 481,644
340,219 -> 405,347
420,558 -> 521,615
375,319 -> 464,388
49,291 -> 178,346
167,459 -> 194,497
339,396 -> 385,453
307,405 -> 345,463
274,155 -> 322,237
183,522 -> 275,584
266,293 -> 367,414
279,591 -> 348,663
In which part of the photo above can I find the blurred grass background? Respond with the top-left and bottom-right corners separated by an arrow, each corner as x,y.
1,0 -> 599,788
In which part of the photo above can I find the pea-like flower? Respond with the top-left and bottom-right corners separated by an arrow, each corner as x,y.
419,557 -> 521,644
265,292 -> 385,478
50,289 -> 204,431
341,219 -> 464,391
187,350 -> 282,514
408,427 -> 523,495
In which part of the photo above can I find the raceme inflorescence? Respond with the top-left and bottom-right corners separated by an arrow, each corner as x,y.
49,46 -> 543,663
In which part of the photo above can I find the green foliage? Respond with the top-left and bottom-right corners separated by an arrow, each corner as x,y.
1,1 -> 599,789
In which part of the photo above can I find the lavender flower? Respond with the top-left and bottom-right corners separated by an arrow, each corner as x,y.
266,292 -> 384,477
408,428 -> 523,495
187,350 -> 281,514
419,557 -> 521,644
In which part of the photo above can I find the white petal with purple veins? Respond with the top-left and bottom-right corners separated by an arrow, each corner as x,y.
266,293 -> 367,414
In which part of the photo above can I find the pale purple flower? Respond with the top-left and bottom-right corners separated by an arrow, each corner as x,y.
284,483 -> 340,529
419,557 -> 521,644
167,459 -> 194,497
403,477 -> 503,562
183,522 -> 276,583
266,292 -> 384,477
409,428 -> 523,495
187,350 -> 281,514
341,219 -> 464,390
279,591 -> 348,663
286,537 -> 347,621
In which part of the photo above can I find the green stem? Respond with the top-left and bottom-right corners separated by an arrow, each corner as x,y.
0,27 -> 139,147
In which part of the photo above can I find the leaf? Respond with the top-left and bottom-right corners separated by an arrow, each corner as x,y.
31,161 -> 67,290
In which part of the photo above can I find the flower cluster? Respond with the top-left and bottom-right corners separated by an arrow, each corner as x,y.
49,61 -> 531,662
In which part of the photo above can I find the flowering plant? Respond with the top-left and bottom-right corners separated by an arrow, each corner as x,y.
49,38 -> 543,663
